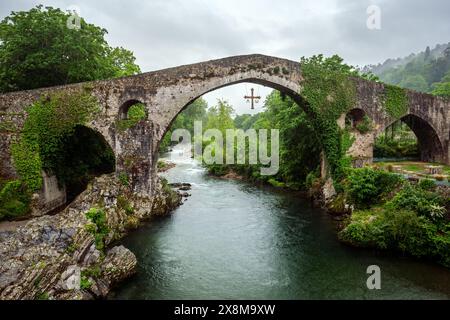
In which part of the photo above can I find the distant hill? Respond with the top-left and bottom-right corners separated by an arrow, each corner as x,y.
364,42 -> 450,94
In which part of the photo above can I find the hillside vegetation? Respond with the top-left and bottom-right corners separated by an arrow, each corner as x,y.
365,43 -> 450,97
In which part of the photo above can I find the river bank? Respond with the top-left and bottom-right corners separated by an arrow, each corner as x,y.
0,174 -> 182,300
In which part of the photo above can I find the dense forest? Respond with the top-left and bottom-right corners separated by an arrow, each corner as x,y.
364,42 -> 450,96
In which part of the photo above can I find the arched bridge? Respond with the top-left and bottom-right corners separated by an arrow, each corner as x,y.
0,54 -> 449,209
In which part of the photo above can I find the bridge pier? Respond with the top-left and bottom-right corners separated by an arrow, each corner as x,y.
114,121 -> 155,197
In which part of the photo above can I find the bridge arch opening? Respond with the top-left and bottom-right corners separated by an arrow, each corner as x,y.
375,114 -> 444,163
155,76 -> 312,157
119,99 -> 148,121
345,108 -> 367,130
401,114 -> 445,163
58,125 -> 115,201
156,80 -> 322,189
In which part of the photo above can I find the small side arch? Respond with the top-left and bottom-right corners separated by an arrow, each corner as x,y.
118,99 -> 148,121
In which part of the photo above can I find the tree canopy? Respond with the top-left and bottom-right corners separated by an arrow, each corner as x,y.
0,5 -> 141,93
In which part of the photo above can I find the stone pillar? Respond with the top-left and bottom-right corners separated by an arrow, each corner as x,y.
320,152 -> 336,202
114,121 -> 155,197
347,131 -> 374,167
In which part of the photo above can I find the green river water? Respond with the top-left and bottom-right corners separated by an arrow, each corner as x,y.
111,145 -> 450,300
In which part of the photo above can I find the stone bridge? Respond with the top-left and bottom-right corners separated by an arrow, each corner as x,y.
0,54 -> 449,211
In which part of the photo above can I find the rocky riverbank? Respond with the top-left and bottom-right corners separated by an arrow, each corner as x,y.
0,174 -> 182,300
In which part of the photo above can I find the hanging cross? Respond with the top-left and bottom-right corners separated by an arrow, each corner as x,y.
244,88 -> 261,110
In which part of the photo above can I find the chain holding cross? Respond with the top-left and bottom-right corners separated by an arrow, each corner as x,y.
244,88 -> 261,110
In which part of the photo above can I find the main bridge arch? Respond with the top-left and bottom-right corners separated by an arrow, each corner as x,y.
0,54 -> 449,209
112,55 -> 311,195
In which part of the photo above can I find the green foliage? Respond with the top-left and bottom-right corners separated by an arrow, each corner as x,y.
80,276 -> 92,290
81,266 -> 102,279
200,92 -> 323,188
234,113 -> 261,130
0,120 -> 17,133
12,91 -> 100,192
267,178 -> 286,188
345,167 -> 404,208
340,208 -> 450,267
11,139 -> 42,191
36,292 -> 49,300
263,92 -> 322,186
418,179 -> 436,191
374,125 -> 419,158
383,84 -> 408,119
399,75 -> 429,92
128,104 -> 147,121
0,180 -> 31,220
159,98 -> 207,153
431,71 -> 450,98
371,43 -> 450,95
160,177 -> 181,206
118,172 -> 129,186
0,5 -> 140,93
355,115 -> 373,134
85,207 -> 109,251
117,103 -> 147,131
157,160 -> 167,169
204,99 -> 235,133
339,209 -> 389,248
300,54 -> 358,181
387,183 -> 446,221
305,170 -> 320,189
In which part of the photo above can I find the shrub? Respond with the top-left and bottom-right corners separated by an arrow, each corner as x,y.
80,275 -> 92,290
127,104 -> 146,122
339,209 -> 389,248
355,116 -> 373,134
85,207 -> 109,251
340,208 -> 450,267
117,103 -> 146,131
345,168 -> 404,208
418,179 -> 436,191
387,183 -> 446,221
0,180 -> 31,220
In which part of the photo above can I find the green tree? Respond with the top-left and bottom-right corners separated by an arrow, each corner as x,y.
234,114 -> 252,129
159,98 -> 208,153
399,75 -> 429,92
205,100 -> 235,134
0,5 -> 141,92
431,72 -> 450,97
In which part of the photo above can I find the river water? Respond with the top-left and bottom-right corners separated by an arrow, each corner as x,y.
112,144 -> 449,300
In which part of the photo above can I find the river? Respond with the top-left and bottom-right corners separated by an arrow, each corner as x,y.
111,144 -> 450,300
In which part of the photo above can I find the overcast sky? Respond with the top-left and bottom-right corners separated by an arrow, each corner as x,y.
2,0 -> 449,114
